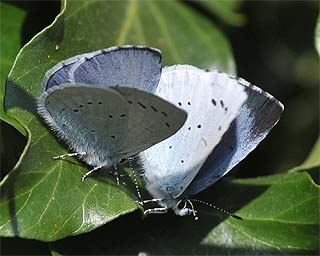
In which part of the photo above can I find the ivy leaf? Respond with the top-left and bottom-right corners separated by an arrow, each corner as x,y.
290,137 -> 320,172
50,171 -> 319,255
0,2 -> 27,134
197,0 -> 246,27
315,14 -> 320,56
0,0 -> 234,241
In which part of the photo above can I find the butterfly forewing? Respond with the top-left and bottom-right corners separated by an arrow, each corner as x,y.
114,87 -> 187,155
38,84 -> 187,168
39,84 -> 129,167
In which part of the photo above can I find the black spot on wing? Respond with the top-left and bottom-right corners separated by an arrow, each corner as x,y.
151,106 -> 158,112
138,102 -> 146,109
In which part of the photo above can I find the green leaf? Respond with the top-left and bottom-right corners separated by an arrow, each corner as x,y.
51,171 -> 319,255
290,137 -> 320,172
197,0 -> 246,26
0,2 -> 27,135
299,137 -> 320,169
0,0 -> 234,241
315,14 -> 320,56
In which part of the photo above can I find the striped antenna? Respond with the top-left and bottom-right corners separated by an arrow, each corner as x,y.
190,199 -> 243,220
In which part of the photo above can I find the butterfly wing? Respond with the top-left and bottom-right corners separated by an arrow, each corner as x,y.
139,65 -> 247,199
44,46 -> 161,93
182,75 -> 284,196
38,84 -> 186,168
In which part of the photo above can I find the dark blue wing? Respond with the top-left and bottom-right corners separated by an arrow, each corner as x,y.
43,46 -> 161,93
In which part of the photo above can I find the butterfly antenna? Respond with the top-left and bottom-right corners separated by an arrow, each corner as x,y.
187,200 -> 199,221
190,199 -> 243,220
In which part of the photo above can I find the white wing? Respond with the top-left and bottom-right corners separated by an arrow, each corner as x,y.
183,76 -> 284,196
139,65 -> 247,199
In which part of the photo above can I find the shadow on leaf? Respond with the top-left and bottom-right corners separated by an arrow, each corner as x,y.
51,181 -> 269,255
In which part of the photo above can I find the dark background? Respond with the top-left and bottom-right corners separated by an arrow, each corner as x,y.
1,0 -> 319,254
226,1 -> 319,176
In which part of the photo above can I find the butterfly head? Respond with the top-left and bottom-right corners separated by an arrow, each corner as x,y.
172,199 -> 199,220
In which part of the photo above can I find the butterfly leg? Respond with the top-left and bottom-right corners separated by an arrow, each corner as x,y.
118,157 -> 145,178
129,169 -> 143,203
81,165 -> 103,182
53,152 -> 86,160
121,157 -> 144,202
113,164 -> 120,186
119,173 -> 145,178
137,198 -> 164,205
144,206 -> 168,215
